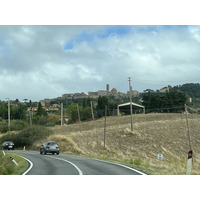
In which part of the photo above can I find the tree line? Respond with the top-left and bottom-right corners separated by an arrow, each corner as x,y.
0,89 -> 193,133
142,91 -> 187,113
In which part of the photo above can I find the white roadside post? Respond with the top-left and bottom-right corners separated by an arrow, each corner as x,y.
10,157 -> 19,166
157,154 -> 163,173
2,150 -> 5,156
186,150 -> 193,175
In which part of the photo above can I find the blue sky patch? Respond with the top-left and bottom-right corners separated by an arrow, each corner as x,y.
64,25 -> 189,50
64,41 -> 74,50
64,25 -> 132,50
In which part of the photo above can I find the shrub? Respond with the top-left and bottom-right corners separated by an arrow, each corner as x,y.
48,115 -> 60,125
0,125 -> 53,148
0,121 -> 27,133
0,124 -> 8,133
134,158 -> 142,166
10,121 -> 27,131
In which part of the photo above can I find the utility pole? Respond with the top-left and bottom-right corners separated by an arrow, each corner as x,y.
77,104 -> 82,132
128,77 -> 133,131
90,101 -> 94,120
104,105 -> 107,149
7,99 -> 10,133
29,101 -> 32,126
61,103 -> 63,126
29,110 -> 32,126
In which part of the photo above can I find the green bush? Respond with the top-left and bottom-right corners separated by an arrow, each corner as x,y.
0,124 -> 8,133
134,158 -> 142,167
10,121 -> 27,131
0,125 -> 53,148
0,121 -> 28,133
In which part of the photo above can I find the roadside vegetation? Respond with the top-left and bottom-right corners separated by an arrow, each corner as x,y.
0,151 -> 29,175
0,126 -> 53,149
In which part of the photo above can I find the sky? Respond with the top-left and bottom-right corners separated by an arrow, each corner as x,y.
1,25 -> 200,101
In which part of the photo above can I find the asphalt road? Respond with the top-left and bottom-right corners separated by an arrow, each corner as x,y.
15,150 -> 146,175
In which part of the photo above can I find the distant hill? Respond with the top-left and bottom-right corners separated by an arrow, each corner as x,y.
171,83 -> 200,98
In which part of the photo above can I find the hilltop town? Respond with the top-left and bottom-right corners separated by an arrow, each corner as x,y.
39,84 -> 170,107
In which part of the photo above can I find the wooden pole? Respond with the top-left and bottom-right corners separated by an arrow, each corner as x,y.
104,105 -> 107,149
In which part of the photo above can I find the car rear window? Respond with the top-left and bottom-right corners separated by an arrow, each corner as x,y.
47,142 -> 57,145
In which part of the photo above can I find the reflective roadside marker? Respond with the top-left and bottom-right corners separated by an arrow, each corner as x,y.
10,157 -> 19,166
188,150 -> 193,159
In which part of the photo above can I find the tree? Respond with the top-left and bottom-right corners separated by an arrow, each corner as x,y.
37,102 -> 47,116
67,103 -> 78,123
96,96 -> 109,117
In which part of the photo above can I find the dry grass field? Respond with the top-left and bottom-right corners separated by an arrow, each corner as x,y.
34,113 -> 200,175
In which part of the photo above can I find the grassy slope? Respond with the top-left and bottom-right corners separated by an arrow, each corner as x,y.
0,152 -> 29,175
33,113 -> 200,175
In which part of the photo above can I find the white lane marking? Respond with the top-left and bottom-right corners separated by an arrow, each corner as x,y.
45,155 -> 83,175
20,156 -> 34,175
90,158 -> 147,175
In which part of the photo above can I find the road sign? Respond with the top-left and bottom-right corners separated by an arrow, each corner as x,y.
157,154 -> 163,173
157,154 -> 163,160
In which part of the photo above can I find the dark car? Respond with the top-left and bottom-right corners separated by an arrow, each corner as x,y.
40,141 -> 59,155
1,141 -> 15,150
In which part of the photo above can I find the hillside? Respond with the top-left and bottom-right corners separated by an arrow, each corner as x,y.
34,113 -> 200,175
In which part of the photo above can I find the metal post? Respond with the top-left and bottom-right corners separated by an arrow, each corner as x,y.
185,104 -> 192,174
185,104 -> 192,150
128,77 -> 133,131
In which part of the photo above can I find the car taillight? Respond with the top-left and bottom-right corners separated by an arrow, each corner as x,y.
56,146 -> 59,148
46,146 -> 50,149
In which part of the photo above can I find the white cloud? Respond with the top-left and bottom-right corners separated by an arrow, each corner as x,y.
0,25 -> 200,101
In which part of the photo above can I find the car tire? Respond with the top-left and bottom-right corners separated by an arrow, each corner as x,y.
57,152 -> 59,155
44,151 -> 47,155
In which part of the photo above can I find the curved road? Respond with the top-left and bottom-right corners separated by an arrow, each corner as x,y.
15,150 -> 145,175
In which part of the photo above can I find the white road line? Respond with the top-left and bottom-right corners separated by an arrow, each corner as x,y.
45,155 -> 83,175
20,156 -> 34,175
91,158 -> 147,175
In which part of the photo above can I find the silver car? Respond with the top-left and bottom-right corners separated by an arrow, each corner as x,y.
40,141 -> 59,155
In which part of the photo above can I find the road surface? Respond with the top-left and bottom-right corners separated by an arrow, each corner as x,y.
14,150 -> 146,175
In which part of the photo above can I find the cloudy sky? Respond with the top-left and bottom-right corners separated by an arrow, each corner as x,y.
0,25 -> 200,101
